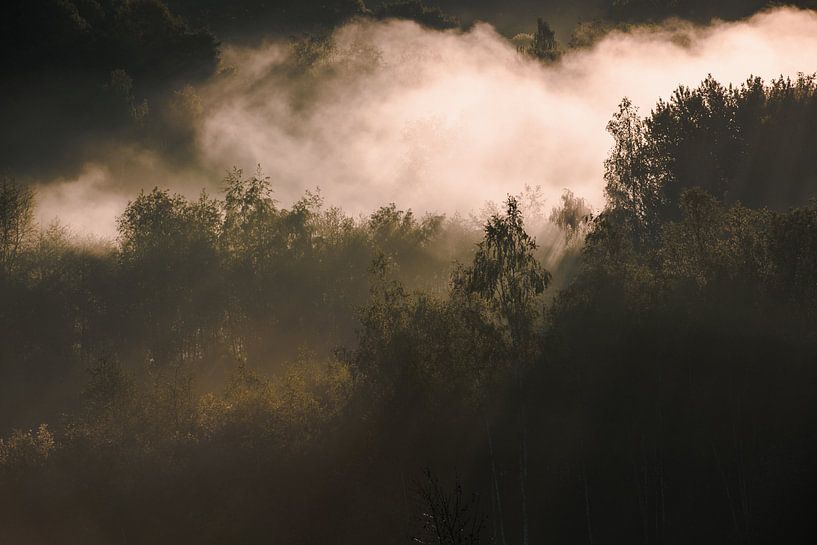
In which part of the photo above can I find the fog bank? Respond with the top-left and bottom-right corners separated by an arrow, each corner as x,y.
37,7 -> 817,236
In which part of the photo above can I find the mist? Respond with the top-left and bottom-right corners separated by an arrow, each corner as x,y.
34,6 -> 817,237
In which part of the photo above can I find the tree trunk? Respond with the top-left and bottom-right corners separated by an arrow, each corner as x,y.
484,410 -> 508,545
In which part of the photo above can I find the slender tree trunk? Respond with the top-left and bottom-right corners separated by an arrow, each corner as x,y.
732,390 -> 750,544
658,456 -> 666,543
484,409 -> 508,545
518,406 -> 529,545
581,457 -> 594,545
401,467 -> 410,527
712,442 -> 741,540
633,457 -> 649,545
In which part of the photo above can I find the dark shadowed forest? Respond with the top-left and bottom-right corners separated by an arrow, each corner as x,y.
3,1 -> 817,544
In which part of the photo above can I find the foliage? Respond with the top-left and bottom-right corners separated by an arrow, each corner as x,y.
454,196 -> 549,352
374,1 -> 459,30
549,189 -> 593,242
0,0 -> 219,178
0,178 -> 35,274
0,425 -> 55,475
518,18 -> 561,61
608,0 -> 817,23
601,75 -> 817,258
5,74 -> 817,545
412,469 -> 487,545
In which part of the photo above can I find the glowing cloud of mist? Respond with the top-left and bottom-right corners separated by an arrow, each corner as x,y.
35,148 -> 214,238
40,7 -> 817,236
196,7 -> 817,218
35,165 -> 129,236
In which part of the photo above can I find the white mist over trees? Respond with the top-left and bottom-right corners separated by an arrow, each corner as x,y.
25,6 -> 817,237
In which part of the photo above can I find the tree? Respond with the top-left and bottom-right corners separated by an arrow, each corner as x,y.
454,196 -> 549,353
117,186 -> 223,369
529,18 -> 560,61
221,166 -> 277,262
374,1 -> 459,30
412,468 -> 487,545
549,189 -> 593,243
453,196 -> 548,545
0,178 -> 34,275
605,75 -> 817,224
603,98 -> 663,246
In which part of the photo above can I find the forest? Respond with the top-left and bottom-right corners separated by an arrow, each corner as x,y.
3,1 -> 817,544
